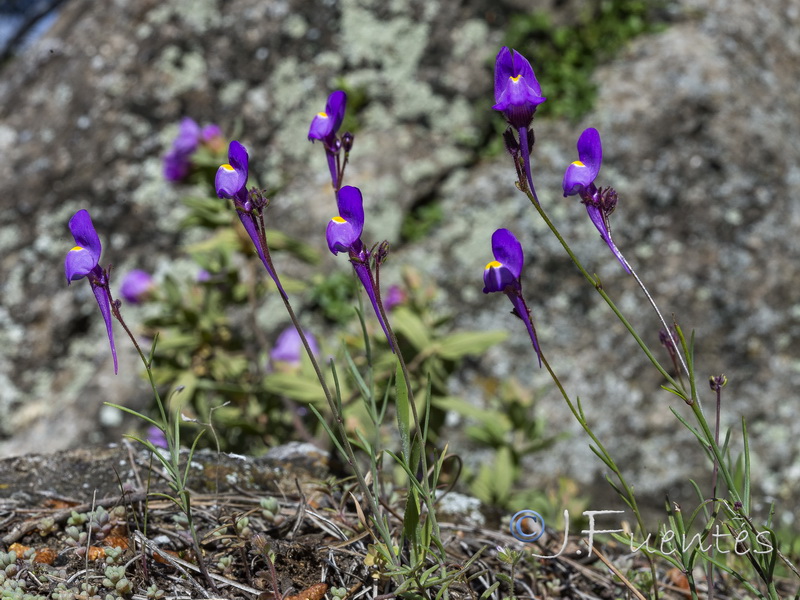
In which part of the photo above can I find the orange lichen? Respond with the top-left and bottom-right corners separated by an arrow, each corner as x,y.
34,547 -> 57,565
284,583 -> 328,600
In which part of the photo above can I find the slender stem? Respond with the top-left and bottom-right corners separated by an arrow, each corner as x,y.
538,351 -> 659,599
623,257 -> 690,379
689,399 -> 740,505
707,382 -> 723,600
109,292 -> 168,426
711,384 -> 722,504
527,196 -> 683,394
254,219 -> 398,559
517,127 -> 539,206
374,258 -> 441,541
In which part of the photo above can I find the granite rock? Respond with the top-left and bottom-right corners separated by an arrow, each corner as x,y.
1,0 -> 798,526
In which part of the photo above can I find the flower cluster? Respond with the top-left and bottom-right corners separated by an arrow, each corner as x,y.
270,326 -> 320,368
68,46 -> 630,385
164,117 -> 225,182
307,93 -> 395,349
488,50 -> 636,365
120,269 -> 155,304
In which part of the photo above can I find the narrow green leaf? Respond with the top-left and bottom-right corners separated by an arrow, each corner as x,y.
660,385 -> 689,402
493,447 -> 514,501
308,404 -> 347,459
262,373 -> 327,404
385,450 -> 425,494
181,429 -> 206,489
409,435 -> 422,481
688,479 -> 711,522
353,427 -> 374,456
403,487 -> 421,560
422,373 -> 433,446
395,360 -> 411,462
104,403 -> 160,429
344,347 -> 370,401
589,444 -> 616,470
479,582 -> 500,600
435,330 -> 508,360
742,416 -> 751,514
669,407 -> 710,451
330,360 -> 344,413
353,305 -> 372,367
390,306 -> 432,351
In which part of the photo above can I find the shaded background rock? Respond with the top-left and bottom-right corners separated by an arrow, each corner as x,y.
1,0 -> 798,527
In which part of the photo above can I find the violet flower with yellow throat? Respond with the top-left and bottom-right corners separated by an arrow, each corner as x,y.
326,185 -> 393,350
308,90 -> 349,191
562,127 -> 631,274
215,140 -> 286,296
493,47 -> 546,204
64,209 -> 118,373
483,228 -> 542,367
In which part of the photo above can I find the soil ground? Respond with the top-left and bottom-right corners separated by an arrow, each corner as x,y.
0,444 -> 796,599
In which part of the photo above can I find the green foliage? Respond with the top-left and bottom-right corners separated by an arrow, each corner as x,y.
308,270 -> 360,324
400,201 -> 444,243
129,190 -> 511,458
433,377 -> 559,508
503,0 -> 671,121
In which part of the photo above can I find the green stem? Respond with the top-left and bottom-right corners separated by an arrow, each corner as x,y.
689,400 -> 741,506
374,265 -> 441,543
624,259 -> 690,379
109,293 -> 168,432
255,223 -> 399,564
527,197 -> 684,396
538,352 -> 660,599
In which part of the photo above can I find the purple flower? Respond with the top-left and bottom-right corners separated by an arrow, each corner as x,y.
201,123 -> 223,143
164,117 -> 224,181
493,47 -> 545,205
163,118 -> 202,181
173,117 -> 202,154
201,123 -> 226,153
146,425 -> 168,449
215,141 -> 285,295
563,128 -> 630,273
384,284 -> 406,311
64,209 -> 118,373
120,269 -> 154,304
309,90 -> 349,190
493,47 -> 546,130
215,140 -> 249,200
326,186 -> 365,255
562,127 -> 602,197
308,90 -> 347,147
483,229 -> 541,367
270,326 -> 320,366
163,149 -> 192,182
326,186 -> 393,349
